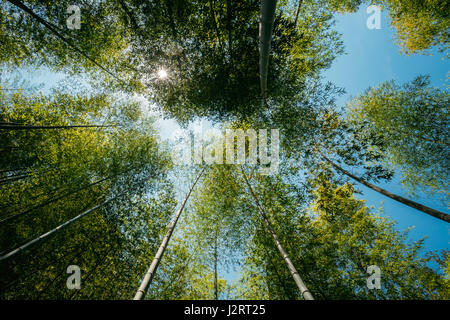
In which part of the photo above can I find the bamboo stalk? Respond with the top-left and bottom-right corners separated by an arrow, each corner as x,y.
241,168 -> 314,300
293,0 -> 302,26
0,195 -> 124,262
0,164 -> 138,225
0,124 -> 116,130
133,168 -> 205,300
321,153 -> 450,223
259,0 -> 278,100
213,227 -> 218,300
6,0 -> 126,85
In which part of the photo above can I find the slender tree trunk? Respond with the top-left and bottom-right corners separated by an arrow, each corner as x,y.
0,173 -> 31,185
226,0 -> 233,64
321,154 -> 450,223
0,165 -> 138,225
241,169 -> 314,300
0,176 -> 109,225
1,232 -> 90,293
134,168 -> 205,300
0,167 -> 27,174
259,0 -> 277,102
0,194 -> 125,262
253,219 -> 293,298
0,124 -> 115,130
6,0 -> 123,84
293,0 -> 302,26
209,0 -> 224,50
0,167 -> 56,186
213,228 -> 218,300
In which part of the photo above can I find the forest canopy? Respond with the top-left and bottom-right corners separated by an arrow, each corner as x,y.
0,0 -> 448,300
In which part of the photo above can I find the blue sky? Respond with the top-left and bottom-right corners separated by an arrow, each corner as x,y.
323,8 -> 449,254
220,6 -> 449,288
3,4 -> 447,291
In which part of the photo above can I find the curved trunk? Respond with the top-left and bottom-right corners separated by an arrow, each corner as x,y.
321,154 -> 449,223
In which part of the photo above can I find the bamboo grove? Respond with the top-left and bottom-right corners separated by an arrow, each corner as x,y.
0,0 -> 449,300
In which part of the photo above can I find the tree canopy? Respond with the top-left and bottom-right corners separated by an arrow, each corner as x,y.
0,0 -> 448,300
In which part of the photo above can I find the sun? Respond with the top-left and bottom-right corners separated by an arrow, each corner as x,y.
157,69 -> 168,79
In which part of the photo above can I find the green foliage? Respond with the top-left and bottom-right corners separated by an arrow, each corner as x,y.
347,76 -> 449,202
0,0 -> 447,301
0,87 -> 175,299
0,0 -> 344,122
327,0 -> 450,55
234,170 -> 448,299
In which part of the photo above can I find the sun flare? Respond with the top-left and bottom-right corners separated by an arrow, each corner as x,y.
157,69 -> 168,79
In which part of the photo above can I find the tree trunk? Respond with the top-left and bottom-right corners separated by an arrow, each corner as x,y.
241,169 -> 314,300
0,194 -> 124,262
134,168 -> 205,300
209,0 -> 224,50
259,0 -> 278,100
0,167 -> 27,174
0,165 -> 138,225
293,0 -> 302,26
213,228 -> 218,300
0,124 -> 115,130
0,173 -> 31,185
321,154 -> 450,223
226,0 -> 233,64
6,0 -> 123,84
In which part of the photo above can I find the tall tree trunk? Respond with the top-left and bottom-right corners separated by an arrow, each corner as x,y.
321,154 -> 450,223
241,169 -> 314,300
0,173 -> 31,185
0,167 -> 57,186
0,167 -> 27,174
293,0 -> 302,26
213,228 -> 218,300
0,165 -> 138,225
209,0 -> 224,50
6,0 -> 123,84
0,194 -> 124,262
0,124 -> 115,130
259,0 -> 277,103
226,0 -> 233,65
134,168 -> 205,300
